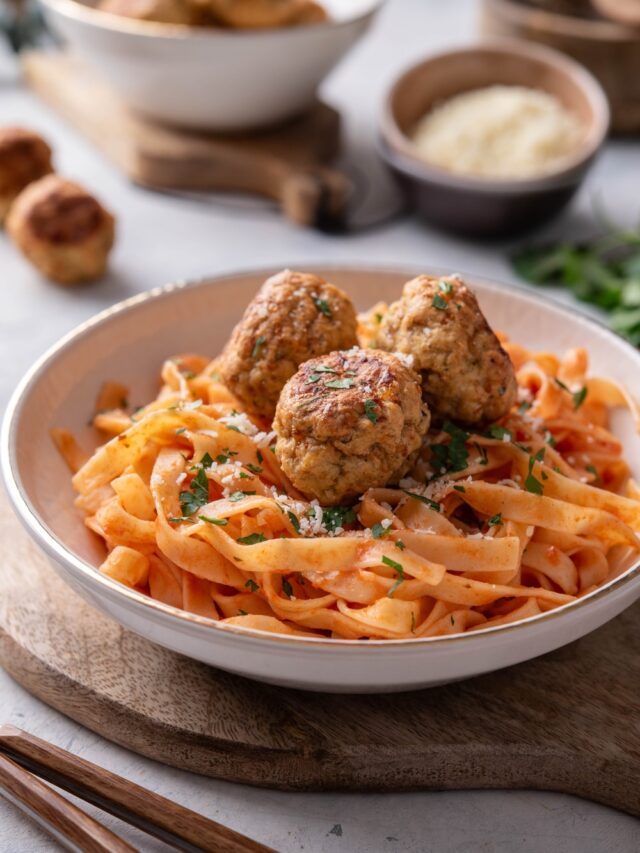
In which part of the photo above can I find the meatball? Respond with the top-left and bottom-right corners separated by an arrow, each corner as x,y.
290,1 -> 328,24
0,127 -> 53,223
218,270 -> 358,421
98,0 -> 204,24
205,0 -> 305,27
6,175 -> 116,284
273,349 -> 430,505
375,274 -> 517,427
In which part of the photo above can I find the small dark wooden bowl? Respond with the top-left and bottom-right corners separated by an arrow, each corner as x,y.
378,40 -> 609,238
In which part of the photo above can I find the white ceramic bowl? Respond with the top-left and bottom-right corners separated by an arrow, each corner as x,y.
3,267 -> 640,693
39,0 -> 383,130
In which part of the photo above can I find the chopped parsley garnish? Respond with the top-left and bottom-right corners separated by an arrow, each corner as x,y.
199,515 -> 228,526
168,516 -> 190,524
238,472 -> 251,479
323,505 -> 358,532
524,448 -> 546,495
228,490 -> 256,502
439,279 -> 454,295
306,373 -> 322,384
430,443 -> 450,473
179,467 -> 210,516
325,378 -> 354,389
226,425 -> 241,433
371,522 -> 390,539
547,434 -> 557,448
200,452 -> 214,469
429,421 -> 470,475
586,463 -> 599,482
245,579 -> 259,593
432,293 -> 448,310
374,312 -> 383,324
383,556 -> 405,597
315,365 -> 338,374
395,540 -> 406,551
252,335 -> 267,359
238,609 -> 248,616
314,297 -> 332,318
237,532 -> 267,545
518,400 -> 533,415
555,378 -> 588,410
474,442 -> 488,466
453,484 -> 466,493
175,427 -> 187,435
486,425 -> 512,441
488,513 -> 503,526
402,490 -> 441,512
287,510 -> 300,533
573,386 -> 588,409
246,463 -> 263,475
256,450 -> 263,463
281,577 -> 294,598
364,399 -> 378,423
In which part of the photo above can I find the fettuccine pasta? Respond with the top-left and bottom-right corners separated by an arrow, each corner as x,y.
58,312 -> 640,640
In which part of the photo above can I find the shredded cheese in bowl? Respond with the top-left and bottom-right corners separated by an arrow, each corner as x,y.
411,85 -> 585,180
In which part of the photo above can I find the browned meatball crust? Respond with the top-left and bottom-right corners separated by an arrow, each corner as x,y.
0,127 -> 53,223
205,0 -> 306,27
218,270 -> 358,421
273,349 -> 431,505
375,275 -> 517,427
6,175 -> 116,284
98,0 -> 206,25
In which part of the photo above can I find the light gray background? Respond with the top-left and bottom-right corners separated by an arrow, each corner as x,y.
1,0 -> 638,850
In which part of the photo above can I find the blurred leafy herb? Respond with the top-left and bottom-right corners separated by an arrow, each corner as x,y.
512,225 -> 640,346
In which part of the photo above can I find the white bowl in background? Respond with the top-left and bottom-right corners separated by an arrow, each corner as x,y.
39,0 -> 383,130
3,267 -> 640,693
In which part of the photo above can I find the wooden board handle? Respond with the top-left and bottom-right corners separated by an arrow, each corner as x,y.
0,752 -> 135,853
0,726 -> 276,853
280,168 -> 350,229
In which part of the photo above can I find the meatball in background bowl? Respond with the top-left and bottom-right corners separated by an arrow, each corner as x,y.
39,0 -> 384,130
3,266 -> 640,692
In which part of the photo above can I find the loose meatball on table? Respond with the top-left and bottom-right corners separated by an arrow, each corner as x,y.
0,127 -> 52,223
274,348 -> 430,505
219,269 -> 358,421
7,175 -> 115,284
375,274 -> 517,427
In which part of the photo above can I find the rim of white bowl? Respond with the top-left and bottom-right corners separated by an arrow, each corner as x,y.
40,0 -> 385,39
3,264 -> 640,650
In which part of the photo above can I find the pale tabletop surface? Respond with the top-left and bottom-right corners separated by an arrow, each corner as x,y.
1,0 -> 639,850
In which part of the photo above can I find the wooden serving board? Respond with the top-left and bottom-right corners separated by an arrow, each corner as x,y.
0,489 -> 638,815
21,52 -> 349,228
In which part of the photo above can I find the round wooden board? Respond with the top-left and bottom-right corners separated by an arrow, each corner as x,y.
1,491 -> 638,815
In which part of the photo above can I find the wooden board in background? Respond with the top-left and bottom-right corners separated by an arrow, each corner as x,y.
21,52 -> 349,228
0,490 -> 638,814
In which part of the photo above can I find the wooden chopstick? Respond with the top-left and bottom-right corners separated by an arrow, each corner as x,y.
0,752 -> 136,853
0,725 -> 276,853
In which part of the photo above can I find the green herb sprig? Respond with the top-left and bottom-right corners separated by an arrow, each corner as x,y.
512,225 -> 640,346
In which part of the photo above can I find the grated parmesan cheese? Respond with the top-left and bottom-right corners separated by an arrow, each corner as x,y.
412,85 -> 585,179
